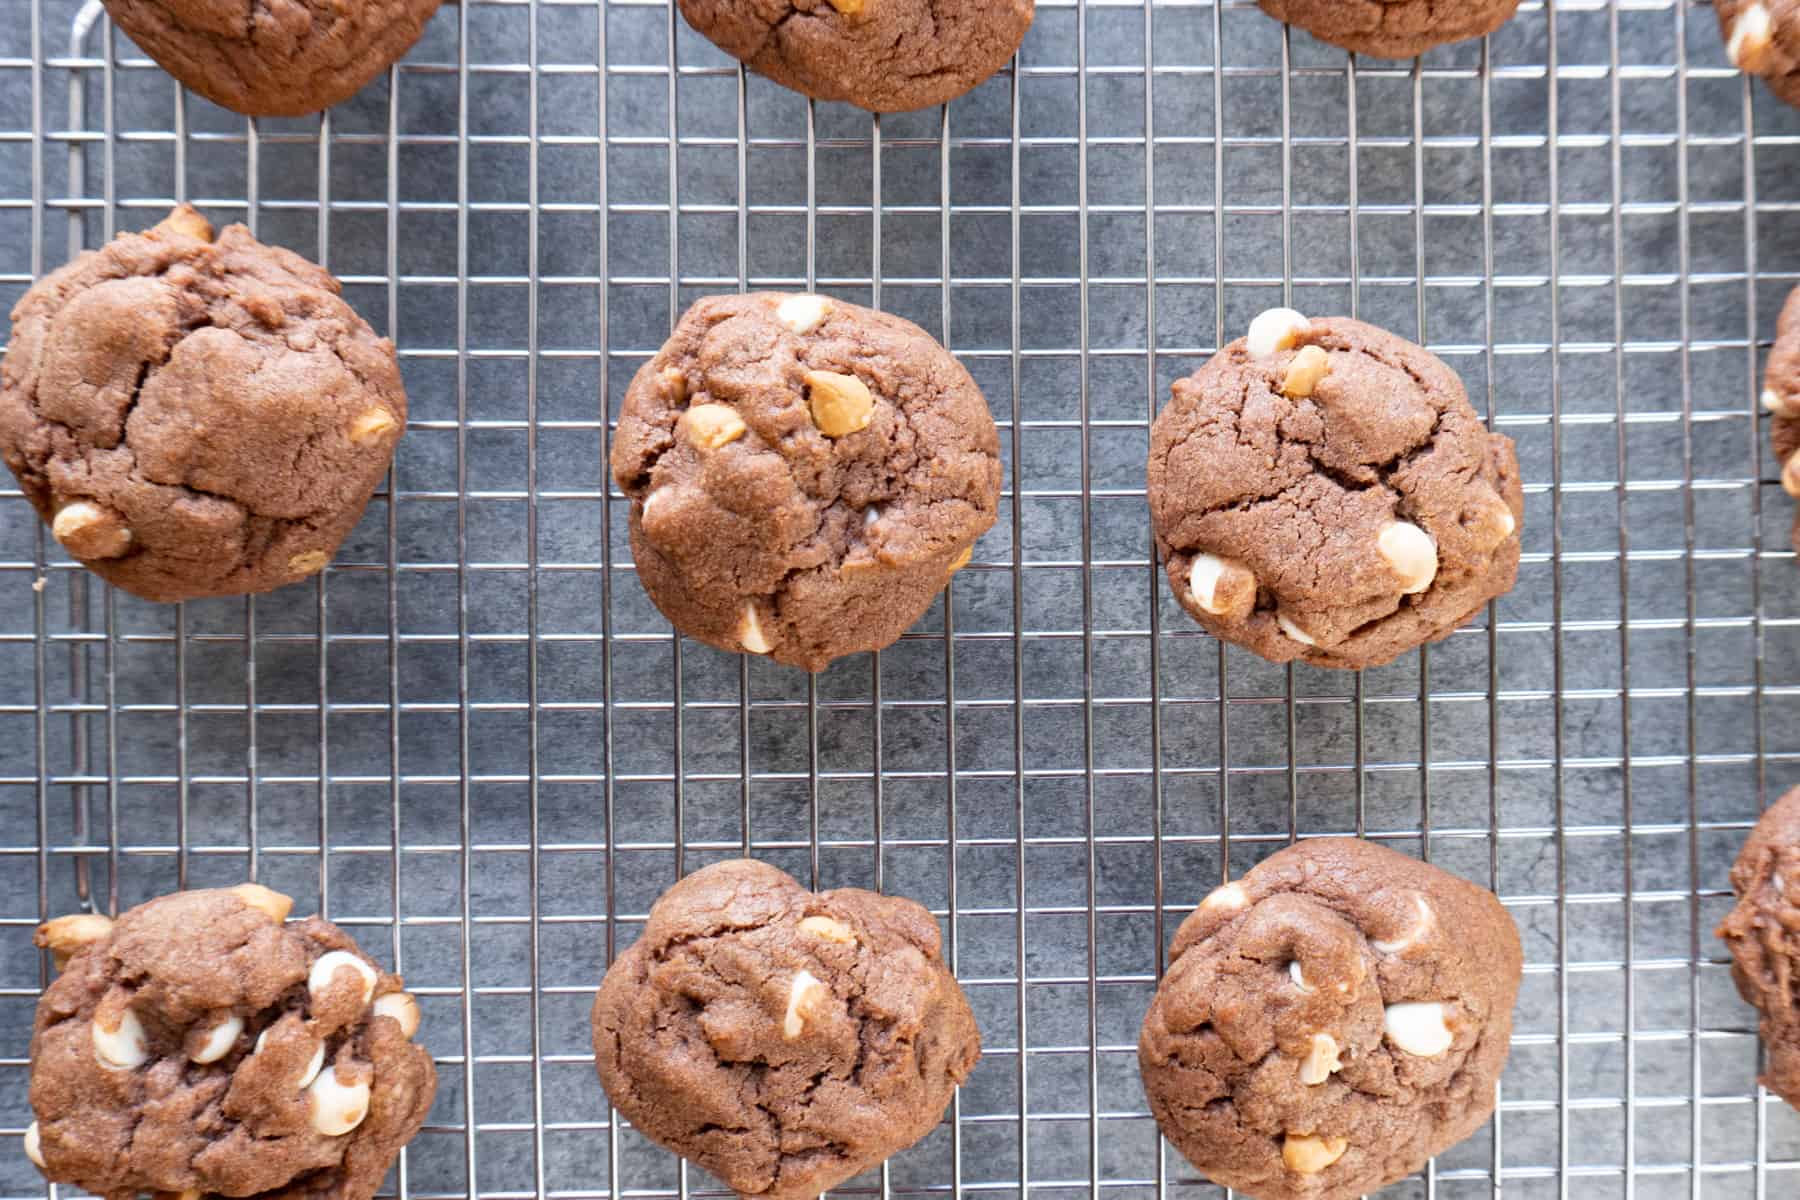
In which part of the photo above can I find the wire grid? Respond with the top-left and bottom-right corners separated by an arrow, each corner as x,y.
0,0 -> 1798,1197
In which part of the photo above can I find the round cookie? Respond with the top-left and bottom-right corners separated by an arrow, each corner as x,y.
0,206 -> 407,603
101,0 -> 444,117
1765,287 -> 1800,553
1148,309 -> 1524,670
677,0 -> 1033,113
610,293 -> 1000,672
591,859 -> 981,1200
1257,0 -> 1521,57
1717,785 -> 1800,1110
1718,0 -> 1800,108
25,884 -> 435,1200
1139,840 -> 1523,1200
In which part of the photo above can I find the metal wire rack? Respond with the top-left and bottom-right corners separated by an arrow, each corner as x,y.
1,0 -> 1798,1196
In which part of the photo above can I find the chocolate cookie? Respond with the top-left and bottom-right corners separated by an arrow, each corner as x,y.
0,206 -> 407,603
1148,309 -> 1524,671
1257,0 -> 1521,57
591,859 -> 981,1200
25,884 -> 435,1200
610,293 -> 1000,671
1139,840 -> 1523,1200
1766,287 -> 1800,553
1718,0 -> 1800,107
102,0 -> 444,117
677,0 -> 1032,112
1717,785 -> 1800,1110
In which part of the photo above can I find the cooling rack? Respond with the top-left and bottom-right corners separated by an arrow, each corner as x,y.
1,0 -> 1798,1196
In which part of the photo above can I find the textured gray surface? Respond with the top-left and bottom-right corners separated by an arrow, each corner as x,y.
0,0 -> 1798,1197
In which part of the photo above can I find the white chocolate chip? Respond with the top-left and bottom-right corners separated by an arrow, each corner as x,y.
1200,882 -> 1248,912
1384,1001 -> 1454,1057
306,1064 -> 371,1136
1371,894 -> 1436,956
776,293 -> 833,335
1282,1134 -> 1348,1174
23,1121 -> 44,1170
1496,506 -> 1517,538
864,505 -> 882,527
1377,521 -> 1439,595
783,968 -> 827,1040
1728,3 -> 1774,70
1246,308 -> 1310,359
798,915 -> 857,944
1764,388 -> 1796,418
254,1027 -> 326,1088
739,605 -> 773,655
191,1013 -> 244,1064
1288,961 -> 1315,994
1784,454 -> 1800,500
92,1007 -> 149,1070
373,992 -> 421,1039
308,950 -> 377,1008
1298,1033 -> 1343,1086
348,407 -> 400,445
52,501 -> 132,560
1188,554 -> 1255,619
36,912 -> 114,971
1277,612 -> 1318,647
231,882 -> 293,923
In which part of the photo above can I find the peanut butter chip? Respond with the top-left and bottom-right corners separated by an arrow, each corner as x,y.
1298,1033 -> 1342,1086
1282,1134 -> 1348,1174
52,501 -> 132,560
349,407 -> 400,444
153,204 -> 214,242
948,545 -> 974,573
738,604 -> 773,655
661,366 -> 689,405
798,915 -> 857,943
287,550 -> 330,577
230,882 -> 294,923
805,370 -> 875,437
36,912 -> 114,970
827,0 -> 866,14
680,403 -> 747,451
1729,3 -> 1774,70
1784,454 -> 1800,500
1280,345 -> 1331,398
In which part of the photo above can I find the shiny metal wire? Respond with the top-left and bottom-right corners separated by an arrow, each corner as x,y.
1,1 -> 1798,1198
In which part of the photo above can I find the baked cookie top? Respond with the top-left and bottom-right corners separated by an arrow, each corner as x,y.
1257,0 -> 1522,58
1148,310 -> 1523,670
1766,287 -> 1800,552
0,206 -> 406,603
1139,840 -> 1523,1200
1719,0 -> 1800,107
101,0 -> 445,117
591,859 -> 981,1200
1717,785 -> 1800,1110
611,292 -> 1000,671
677,0 -> 1033,112
26,885 -> 435,1200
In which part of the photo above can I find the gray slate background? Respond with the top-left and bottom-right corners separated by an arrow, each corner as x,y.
0,0 -> 1798,1197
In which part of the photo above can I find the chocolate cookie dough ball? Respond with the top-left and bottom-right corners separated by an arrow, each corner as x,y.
678,0 -> 1032,112
1717,785 -> 1800,1109
1139,840 -> 1523,1200
611,293 -> 1000,671
0,206 -> 407,603
1258,0 -> 1521,58
592,859 -> 981,1200
1718,0 -> 1800,107
25,885 -> 435,1200
102,0 -> 444,117
1148,310 -> 1523,670
1765,288 -> 1800,552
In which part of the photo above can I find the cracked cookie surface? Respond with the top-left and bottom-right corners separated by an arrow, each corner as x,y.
611,292 -> 1000,672
1257,0 -> 1520,57
1717,0 -> 1800,107
101,0 -> 445,117
1766,288 -> 1800,552
676,0 -> 1032,112
1718,785 -> 1800,1110
1148,312 -> 1523,670
0,206 -> 407,603
26,885 -> 435,1200
590,859 -> 981,1200
1139,839 -> 1522,1200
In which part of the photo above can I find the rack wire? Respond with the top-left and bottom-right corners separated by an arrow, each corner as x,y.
1,0 -> 1798,1196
